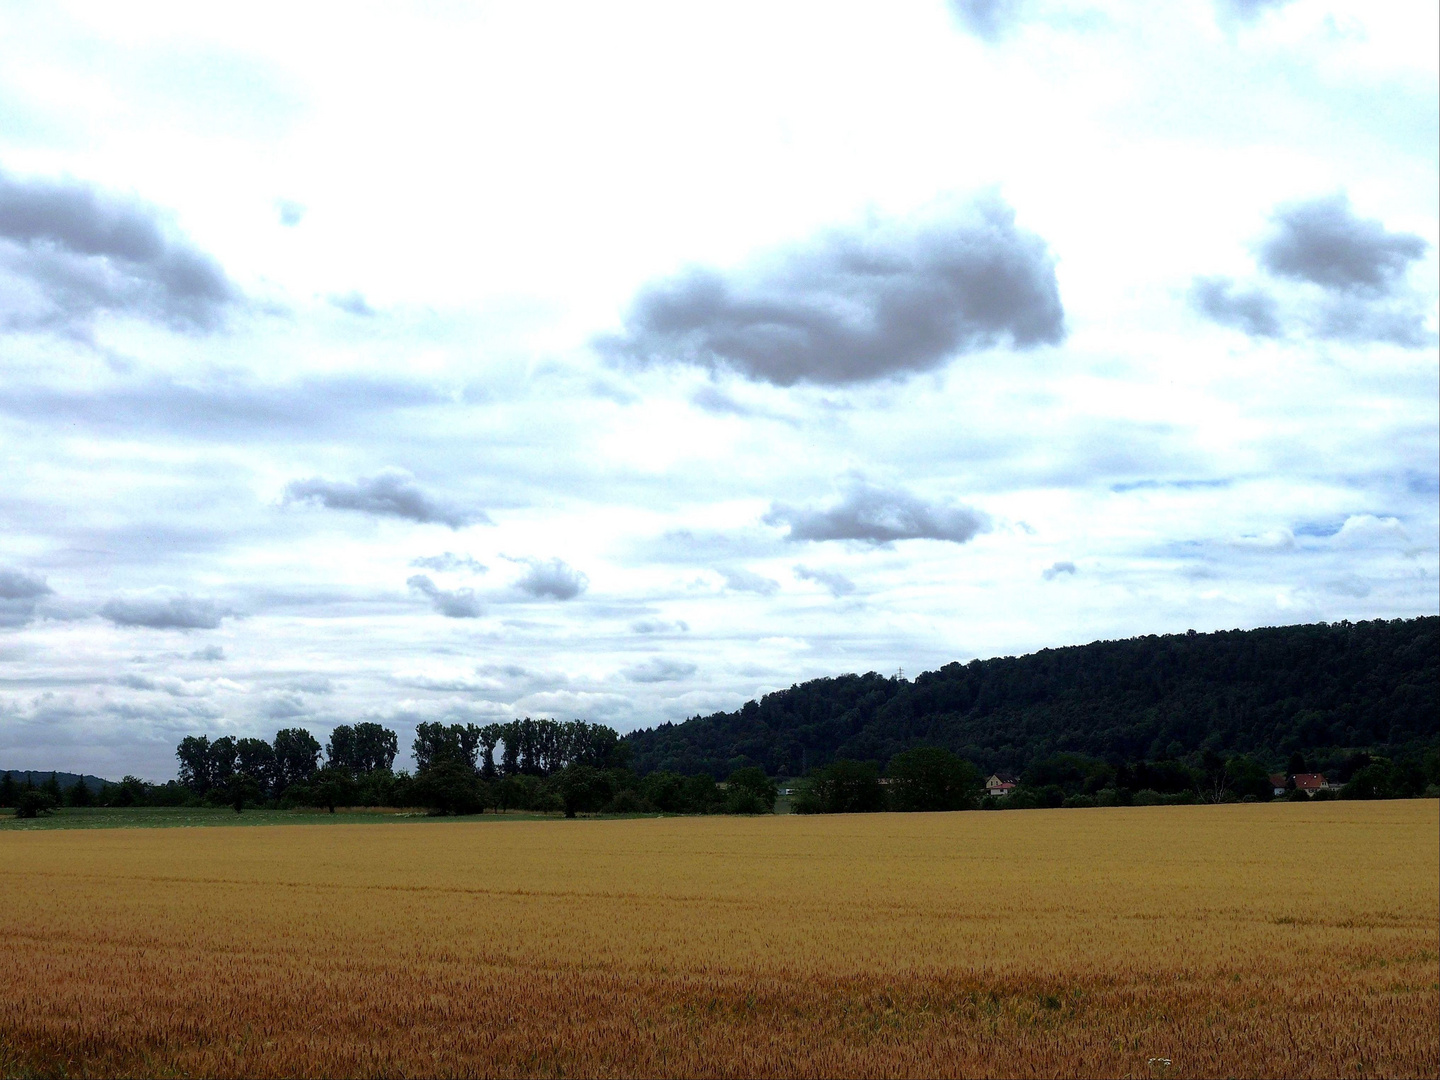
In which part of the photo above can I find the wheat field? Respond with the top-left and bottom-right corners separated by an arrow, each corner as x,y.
0,801 -> 1435,1078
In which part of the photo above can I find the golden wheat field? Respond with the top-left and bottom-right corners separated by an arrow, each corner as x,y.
0,801 -> 1435,1079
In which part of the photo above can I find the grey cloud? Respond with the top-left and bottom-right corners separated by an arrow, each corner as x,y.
1193,194 -> 1433,346
0,169 -> 238,333
793,565 -> 856,597
950,0 -> 1028,42
261,691 -> 310,719
0,373 -> 446,441
1189,277 -> 1282,338
0,567 -> 53,628
719,568 -> 780,596
1042,560 -> 1077,580
1325,575 -> 1371,598
1259,194 -> 1428,294
514,558 -> 588,601
286,472 -> 488,529
407,574 -> 483,618
0,568 -> 51,600
411,552 -> 487,574
765,482 -> 991,545
622,657 -> 698,683
189,645 -> 225,661
101,595 -> 233,630
600,197 -> 1063,386
328,290 -> 376,317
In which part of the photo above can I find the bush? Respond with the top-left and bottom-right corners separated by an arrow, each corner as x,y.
1093,788 -> 1121,807
725,767 -> 777,814
802,760 -> 884,814
1284,787 -> 1311,802
15,789 -> 58,818
410,762 -> 487,815
1132,789 -> 1164,806
1062,794 -> 1096,809
1310,787 -> 1335,801
607,789 -> 649,814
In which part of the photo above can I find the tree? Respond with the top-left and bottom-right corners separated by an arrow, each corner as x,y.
1224,756 -> 1273,802
312,766 -> 358,813
724,767 -> 777,814
557,764 -> 614,818
0,772 -> 16,808
640,771 -> 687,813
176,735 -> 214,794
15,789 -> 58,818
67,776 -> 94,807
886,747 -> 980,811
236,737 -> 278,796
273,728 -> 322,790
352,722 -> 398,773
43,772 -> 64,804
410,760 -> 486,815
802,760 -> 885,814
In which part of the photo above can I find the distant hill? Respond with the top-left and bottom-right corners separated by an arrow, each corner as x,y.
0,771 -> 109,793
624,617 -> 1439,777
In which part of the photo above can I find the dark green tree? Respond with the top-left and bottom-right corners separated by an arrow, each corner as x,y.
15,789 -> 58,818
801,759 -> 885,814
886,747 -> 981,811
639,771 -> 687,813
0,772 -> 16,807
273,728 -> 322,790
409,760 -> 486,815
67,776 -> 94,807
557,764 -> 614,818
236,737 -> 278,796
176,735 -> 214,794
724,767 -> 777,814
43,771 -> 64,804
312,766 -> 359,813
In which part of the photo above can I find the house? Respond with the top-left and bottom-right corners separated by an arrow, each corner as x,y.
985,774 -> 1018,798
1293,773 -> 1327,794
1269,773 -> 1287,797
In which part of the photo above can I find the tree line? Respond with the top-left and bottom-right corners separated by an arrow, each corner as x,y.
789,745 -> 1440,814
624,617 -> 1439,779
2,717 -> 784,819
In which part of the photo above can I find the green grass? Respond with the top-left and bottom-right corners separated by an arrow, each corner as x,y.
0,806 -> 565,831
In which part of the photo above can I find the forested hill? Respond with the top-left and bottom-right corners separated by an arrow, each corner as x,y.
624,617 -> 1439,778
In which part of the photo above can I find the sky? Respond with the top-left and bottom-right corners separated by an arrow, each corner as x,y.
0,0 -> 1435,781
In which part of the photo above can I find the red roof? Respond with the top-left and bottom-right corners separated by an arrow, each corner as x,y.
1293,773 -> 1327,791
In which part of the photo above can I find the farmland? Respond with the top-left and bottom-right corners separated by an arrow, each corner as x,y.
0,801 -> 1435,1078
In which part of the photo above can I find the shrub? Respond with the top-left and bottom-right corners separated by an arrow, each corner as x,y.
1132,789 -> 1164,806
15,789 -> 58,818
607,789 -> 649,814
1062,794 -> 1097,809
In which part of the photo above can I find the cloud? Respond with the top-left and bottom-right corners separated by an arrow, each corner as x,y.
1214,0 -> 1296,24
410,552 -> 487,574
407,574 -> 483,618
1192,193 -> 1432,347
0,373 -> 446,441
275,199 -> 305,227
189,645 -> 225,661
631,618 -> 689,634
286,472 -> 488,529
1227,528 -> 1297,552
100,595 -> 233,630
719,567 -> 780,596
0,169 -> 238,333
1329,514 -> 1407,548
1324,575 -> 1371,598
950,0 -> 1028,42
599,197 -> 1063,385
514,558 -> 588,601
0,567 -> 53,628
793,564 -> 856,597
1189,277 -> 1282,338
1042,560 -> 1077,580
622,657 -> 698,683
328,290 -> 376,317
1259,194 -> 1428,294
765,481 -> 991,545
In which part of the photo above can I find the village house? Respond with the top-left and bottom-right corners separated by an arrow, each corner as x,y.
985,774 -> 1018,798
1270,772 -> 1330,796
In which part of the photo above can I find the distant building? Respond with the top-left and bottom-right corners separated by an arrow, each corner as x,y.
1293,773 -> 1327,794
1269,773 -> 1287,797
985,774 -> 1018,798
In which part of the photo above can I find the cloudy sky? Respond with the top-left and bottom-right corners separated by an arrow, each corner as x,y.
1,0 -> 1435,780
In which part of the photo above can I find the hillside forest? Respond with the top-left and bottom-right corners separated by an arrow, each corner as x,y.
5,618 -> 1437,817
